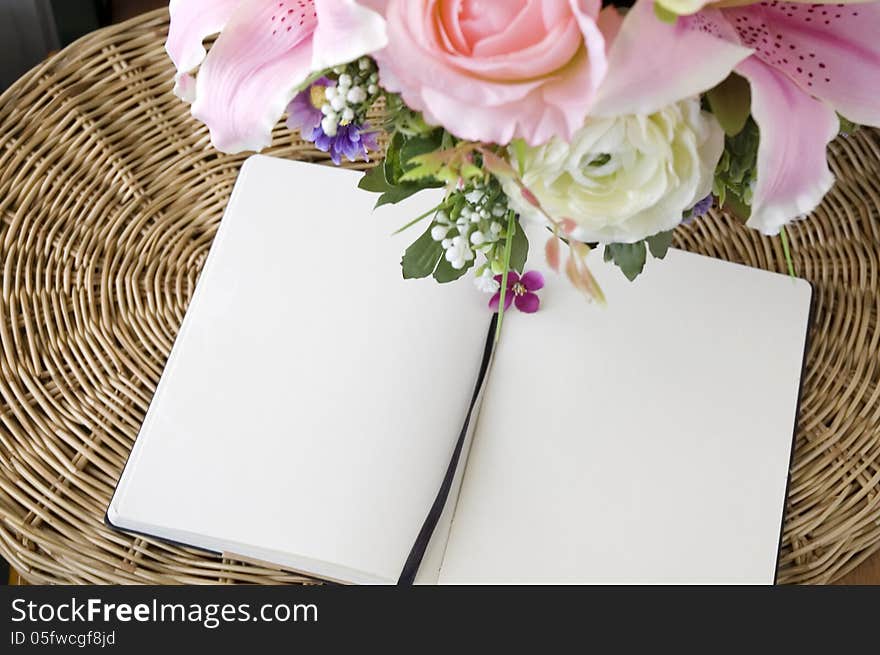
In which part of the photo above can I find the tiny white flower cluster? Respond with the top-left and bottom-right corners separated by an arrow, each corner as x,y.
474,268 -> 500,294
430,181 -> 509,271
321,58 -> 380,137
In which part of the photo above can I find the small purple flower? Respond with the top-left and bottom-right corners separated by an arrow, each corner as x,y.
489,271 -> 544,314
286,77 -> 330,140
682,194 -> 714,225
285,77 -> 379,166
315,122 -> 379,165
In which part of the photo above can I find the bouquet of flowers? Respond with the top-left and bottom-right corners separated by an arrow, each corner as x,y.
166,0 -> 878,319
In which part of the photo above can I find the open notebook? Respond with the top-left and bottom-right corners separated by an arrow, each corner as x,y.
108,156 -> 813,584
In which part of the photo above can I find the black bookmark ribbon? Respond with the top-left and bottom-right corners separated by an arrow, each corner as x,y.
397,315 -> 497,585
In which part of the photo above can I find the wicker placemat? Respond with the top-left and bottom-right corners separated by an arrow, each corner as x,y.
0,9 -> 878,584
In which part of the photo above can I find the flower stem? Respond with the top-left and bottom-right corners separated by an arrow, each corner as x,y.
494,210 -> 516,345
391,204 -> 441,235
780,226 -> 795,278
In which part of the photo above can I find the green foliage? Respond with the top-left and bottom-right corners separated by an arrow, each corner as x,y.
383,93 -> 435,138
509,220 -> 529,274
604,242 -> 647,282
401,226 -> 443,279
707,73 -> 751,137
712,117 -> 759,219
399,143 -> 485,184
604,229 -> 674,281
646,230 -> 674,259
433,257 -> 472,283
838,114 -> 860,136
358,131 -> 444,207
653,3 -> 678,23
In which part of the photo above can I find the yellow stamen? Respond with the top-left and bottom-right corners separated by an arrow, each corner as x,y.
513,282 -> 526,296
309,85 -> 327,110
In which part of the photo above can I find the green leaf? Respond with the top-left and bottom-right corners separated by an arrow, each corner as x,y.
398,153 -> 445,182
400,130 -> 444,167
509,221 -> 529,274
606,242 -> 648,281
838,114 -> 859,136
433,256 -> 473,283
510,139 -> 527,177
646,230 -> 674,259
719,191 -> 751,221
375,184 -> 425,208
401,227 -> 443,279
707,73 -> 751,137
654,3 -> 678,23
358,164 -> 390,193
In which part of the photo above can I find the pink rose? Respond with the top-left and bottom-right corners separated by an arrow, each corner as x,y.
372,0 -> 608,146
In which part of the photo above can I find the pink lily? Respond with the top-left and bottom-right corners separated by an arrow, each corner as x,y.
620,0 -> 880,234
654,0 -> 872,17
166,0 -> 387,153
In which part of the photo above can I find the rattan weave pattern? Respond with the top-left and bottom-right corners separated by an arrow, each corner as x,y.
0,9 -> 877,584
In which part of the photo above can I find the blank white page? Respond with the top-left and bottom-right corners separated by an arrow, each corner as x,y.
108,156 -> 489,584
439,244 -> 811,584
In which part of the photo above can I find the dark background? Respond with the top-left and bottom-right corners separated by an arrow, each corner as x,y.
1,0 -> 165,90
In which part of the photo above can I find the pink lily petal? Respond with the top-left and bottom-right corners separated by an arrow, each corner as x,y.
515,292 -> 540,314
166,0 -> 240,101
724,2 -> 880,127
735,57 -> 838,235
489,292 -> 514,312
311,0 -> 387,71
591,2 -> 752,117
521,271 -> 545,292
191,0 -> 318,153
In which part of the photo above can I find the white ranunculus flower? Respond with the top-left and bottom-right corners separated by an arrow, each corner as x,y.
504,98 -> 724,244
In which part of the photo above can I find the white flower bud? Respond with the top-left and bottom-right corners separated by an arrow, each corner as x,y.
321,103 -> 332,115
441,238 -> 452,249
470,231 -> 485,245
431,225 -> 449,241
324,86 -> 337,100
337,74 -> 352,89
368,84 -> 378,95
347,86 -> 367,104
451,259 -> 465,270
330,96 -> 346,112
321,115 -> 338,136
490,221 -> 502,235
341,107 -> 355,122
359,58 -> 371,71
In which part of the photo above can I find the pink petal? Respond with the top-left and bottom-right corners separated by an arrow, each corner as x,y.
489,291 -> 514,312
515,292 -> 540,314
735,57 -> 838,235
311,0 -> 387,71
494,271 -> 520,285
724,2 -> 880,127
591,2 -> 752,117
166,0 -> 240,99
374,0 -> 607,145
521,271 -> 545,292
191,0 -> 318,153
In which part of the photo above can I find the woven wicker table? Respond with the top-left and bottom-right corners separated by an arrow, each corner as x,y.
1,9 -> 878,585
